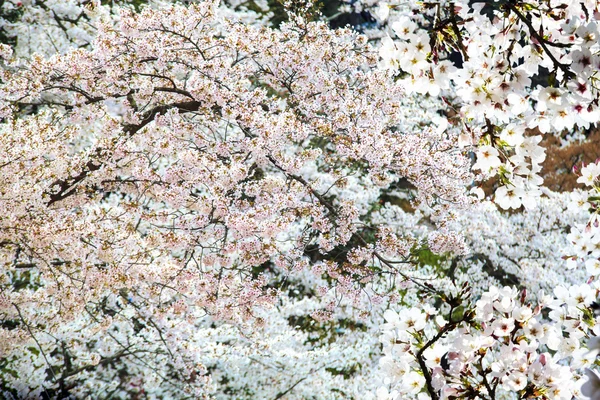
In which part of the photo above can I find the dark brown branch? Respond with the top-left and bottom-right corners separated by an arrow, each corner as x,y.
266,153 -> 438,294
449,4 -> 469,62
266,154 -> 338,218
415,304 -> 473,400
479,355 -> 496,400
61,347 -> 148,379
273,376 -> 308,400
13,303 -> 57,382
46,100 -> 204,206
503,2 -> 574,79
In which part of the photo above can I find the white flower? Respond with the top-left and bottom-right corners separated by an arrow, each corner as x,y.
89,352 -> 101,366
549,307 -> 568,324
379,36 -> 399,70
567,257 -> 580,270
423,345 -> 448,369
507,92 -> 530,115
0,43 -> 13,61
511,68 -> 532,91
516,136 -> 545,164
379,356 -> 409,382
383,309 -> 401,329
470,186 -> 485,200
494,295 -> 515,313
556,337 -> 580,359
586,260 -> 600,275
576,23 -> 599,46
499,123 -> 525,146
376,386 -> 399,400
577,162 -> 600,186
503,372 -> 527,391
524,319 -> 544,340
569,283 -> 595,307
403,371 -> 425,394
540,325 -> 562,350
433,60 -> 457,89
476,298 -> 495,322
375,3 -> 390,21
399,308 -> 427,331
400,48 -> 428,74
573,348 -> 598,369
391,17 -> 418,37
495,185 -> 523,210
512,306 -> 532,322
473,145 -> 501,172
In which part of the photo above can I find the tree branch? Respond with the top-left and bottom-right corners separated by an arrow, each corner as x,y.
46,100 -> 205,206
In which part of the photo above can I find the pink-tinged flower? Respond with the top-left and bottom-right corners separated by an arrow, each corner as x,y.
593,54 -> 600,73
571,48 -> 593,73
492,317 -> 515,336
576,23 -> 599,46
537,87 -> 564,111
440,385 -> 459,400
431,367 -> 446,390
577,162 -> 600,186
568,78 -> 593,101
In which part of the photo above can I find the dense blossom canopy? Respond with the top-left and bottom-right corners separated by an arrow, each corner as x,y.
1,0 -> 600,398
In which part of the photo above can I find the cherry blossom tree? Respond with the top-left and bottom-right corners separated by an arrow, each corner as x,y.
1,0 -> 600,398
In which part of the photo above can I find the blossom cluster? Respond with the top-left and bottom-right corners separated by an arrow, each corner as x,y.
0,0 -> 473,397
376,0 -> 600,209
1,0 -> 600,397
567,160 -> 600,273
378,284 -> 600,400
